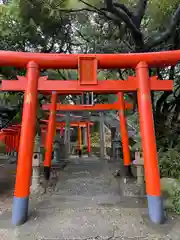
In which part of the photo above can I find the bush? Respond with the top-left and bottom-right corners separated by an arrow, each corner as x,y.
158,148 -> 180,179
172,186 -> 180,214
161,178 -> 180,214
159,148 -> 180,214
91,132 -> 100,148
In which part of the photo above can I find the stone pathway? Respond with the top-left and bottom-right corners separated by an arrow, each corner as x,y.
0,156 -> 180,239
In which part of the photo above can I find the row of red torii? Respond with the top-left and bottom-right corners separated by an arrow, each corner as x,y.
0,120 -> 94,156
0,50 -> 177,226
0,95 -> 132,167
0,96 -> 132,175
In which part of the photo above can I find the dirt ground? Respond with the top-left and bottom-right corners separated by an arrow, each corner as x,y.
0,156 -> 180,240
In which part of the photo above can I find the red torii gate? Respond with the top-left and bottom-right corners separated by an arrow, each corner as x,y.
41,119 -> 94,157
42,93 -> 99,180
0,121 -> 91,156
0,50 -> 175,226
0,130 -> 18,153
0,125 -> 21,153
42,95 -> 133,177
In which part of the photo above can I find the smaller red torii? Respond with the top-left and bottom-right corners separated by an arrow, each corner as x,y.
0,125 -> 20,153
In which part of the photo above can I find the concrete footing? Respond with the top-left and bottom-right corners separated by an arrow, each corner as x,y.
147,195 -> 165,224
12,196 -> 29,226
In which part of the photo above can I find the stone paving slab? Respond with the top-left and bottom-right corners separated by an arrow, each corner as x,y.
0,157 -> 180,239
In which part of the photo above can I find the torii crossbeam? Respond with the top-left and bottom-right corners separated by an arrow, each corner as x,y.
42,102 -> 132,111
1,75 -> 172,93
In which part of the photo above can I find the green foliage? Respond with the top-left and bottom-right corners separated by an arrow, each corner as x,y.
0,2 -> 23,51
171,186 -> 180,214
0,0 -> 72,54
147,0 -> 180,30
161,178 -> 180,214
63,0 -> 102,9
0,0 -> 75,126
159,148 -> 180,179
91,132 -> 100,148
126,111 -> 141,152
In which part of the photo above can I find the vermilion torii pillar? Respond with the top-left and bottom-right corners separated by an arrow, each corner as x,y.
63,112 -> 71,157
78,125 -> 82,156
86,122 -> 91,156
60,127 -> 64,138
136,62 -> 164,224
43,91 -> 57,181
118,92 -> 132,177
0,50 -> 175,225
99,112 -> 105,159
12,61 -> 39,226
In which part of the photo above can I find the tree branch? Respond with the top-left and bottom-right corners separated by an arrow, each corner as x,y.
114,3 -> 133,19
76,0 -> 121,28
79,0 -> 102,12
145,5 -> 180,50
42,36 -> 56,53
100,9 -> 123,27
75,0 -> 143,49
58,8 -> 95,13
118,69 -> 125,80
75,29 -> 91,43
57,70 -> 67,80
103,7 -> 143,48
105,0 -> 113,9
133,0 -> 149,27
2,0 -> 9,4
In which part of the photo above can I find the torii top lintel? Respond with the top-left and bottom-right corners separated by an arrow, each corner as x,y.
0,50 -> 180,69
